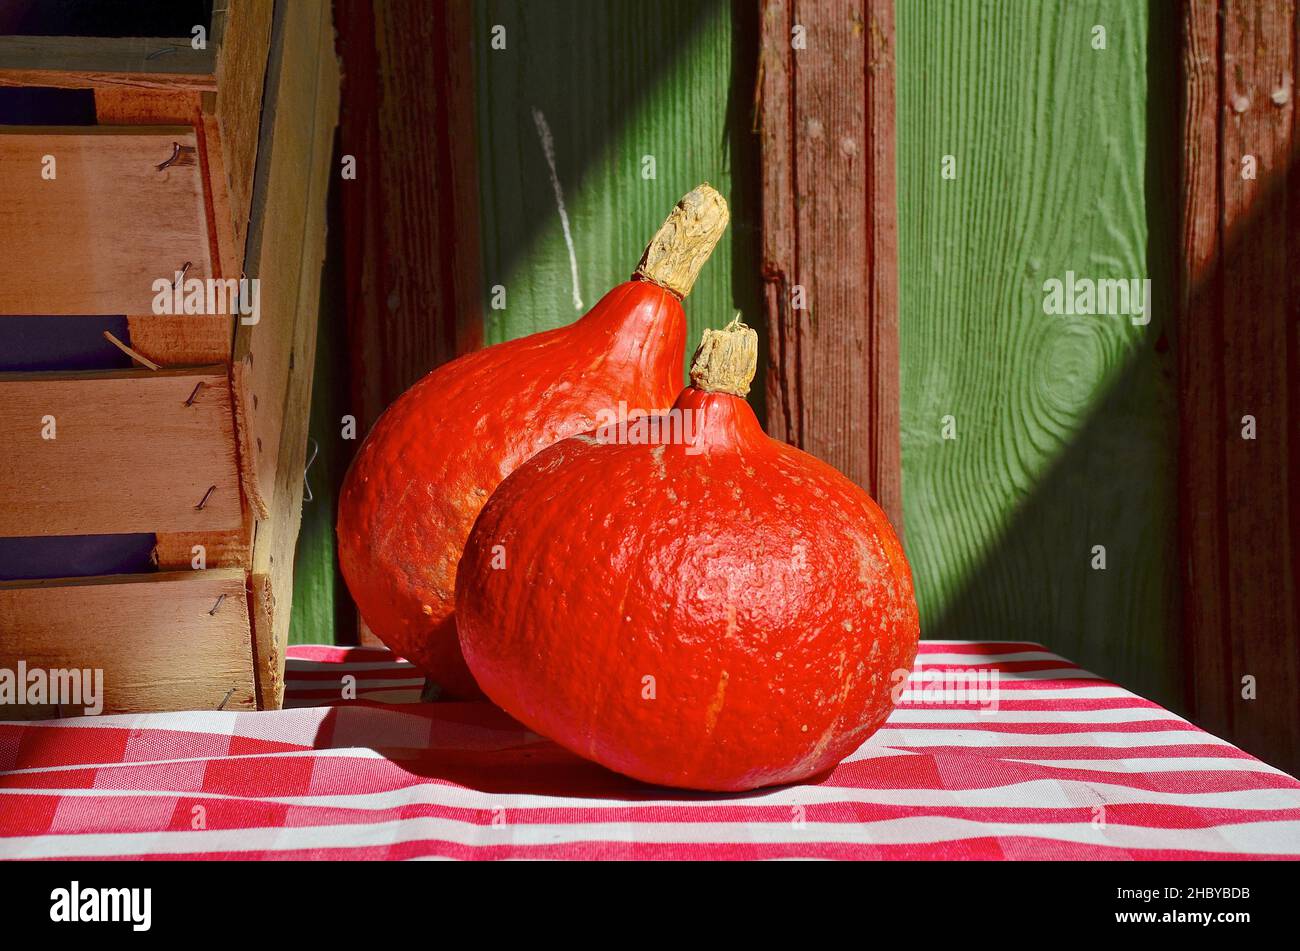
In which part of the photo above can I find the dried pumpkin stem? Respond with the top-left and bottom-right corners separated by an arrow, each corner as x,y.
690,315 -> 758,397
634,183 -> 730,299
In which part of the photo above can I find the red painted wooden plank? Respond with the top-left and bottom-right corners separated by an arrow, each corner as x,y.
1217,0 -> 1298,770
1178,0 -> 1231,742
1179,0 -> 1298,773
335,0 -> 484,647
760,0 -> 800,449
758,0 -> 902,531
865,0 -> 902,530
336,0 -> 483,434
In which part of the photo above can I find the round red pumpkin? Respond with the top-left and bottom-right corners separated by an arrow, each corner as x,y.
338,186 -> 729,697
455,319 -> 920,790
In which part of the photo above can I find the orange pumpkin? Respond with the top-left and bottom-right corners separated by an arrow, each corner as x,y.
456,319 -> 920,789
337,186 -> 729,697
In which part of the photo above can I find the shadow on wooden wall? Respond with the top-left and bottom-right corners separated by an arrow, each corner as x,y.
1175,0 -> 1298,775
925,0 -> 1298,774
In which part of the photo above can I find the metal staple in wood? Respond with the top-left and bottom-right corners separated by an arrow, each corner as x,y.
156,142 -> 183,171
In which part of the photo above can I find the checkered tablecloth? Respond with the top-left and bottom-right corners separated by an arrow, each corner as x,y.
2,641 -> 1298,859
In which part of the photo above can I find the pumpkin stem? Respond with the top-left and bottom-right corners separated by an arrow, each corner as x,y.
634,184 -> 730,299
689,315 -> 758,397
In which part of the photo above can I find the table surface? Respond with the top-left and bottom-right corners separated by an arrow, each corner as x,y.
2,641 -> 1298,860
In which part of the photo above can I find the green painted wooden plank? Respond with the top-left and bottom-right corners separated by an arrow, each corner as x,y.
473,0 -> 762,396
290,206 -> 353,647
896,0 -> 1181,705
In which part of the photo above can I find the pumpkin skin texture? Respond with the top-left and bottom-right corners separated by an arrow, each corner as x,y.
338,279 -> 688,698
455,340 -> 920,790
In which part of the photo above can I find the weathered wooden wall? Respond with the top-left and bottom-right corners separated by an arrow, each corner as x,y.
895,0 -> 1182,707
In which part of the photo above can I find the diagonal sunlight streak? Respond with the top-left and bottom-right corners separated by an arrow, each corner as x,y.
895,0 -> 1182,711
472,0 -> 759,377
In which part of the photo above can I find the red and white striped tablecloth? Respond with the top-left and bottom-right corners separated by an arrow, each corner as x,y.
2,641 -> 1298,860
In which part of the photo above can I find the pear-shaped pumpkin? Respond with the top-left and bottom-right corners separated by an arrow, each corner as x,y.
339,186 -> 729,697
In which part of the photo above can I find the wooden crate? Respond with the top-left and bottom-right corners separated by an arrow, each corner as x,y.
0,1 -> 339,714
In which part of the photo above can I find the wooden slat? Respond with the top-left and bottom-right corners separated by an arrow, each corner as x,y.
92,88 -> 247,568
758,0 -> 903,529
91,86 -> 238,291
1217,0 -> 1298,768
336,0 -> 484,433
92,92 -> 234,362
82,3 -> 277,283
0,569 -> 254,715
1178,0 -> 1231,743
200,104 -> 240,280
235,0 -> 340,706
232,0 -> 331,519
92,87 -> 202,124
211,0 -> 232,49
212,0 -> 275,271
864,0 -> 902,529
336,0 -> 483,646
0,128 -> 213,315
0,368 -> 242,536
1178,0 -> 1298,773
759,0 -> 799,445
124,315 -> 232,366
0,36 -> 216,90
790,1 -> 869,480
153,523 -> 252,571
